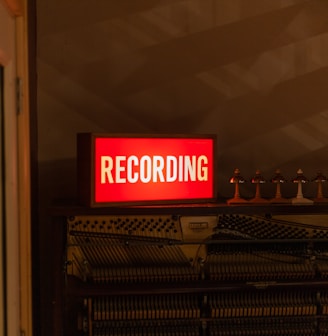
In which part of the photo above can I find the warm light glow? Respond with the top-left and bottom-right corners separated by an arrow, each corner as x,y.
94,136 -> 215,204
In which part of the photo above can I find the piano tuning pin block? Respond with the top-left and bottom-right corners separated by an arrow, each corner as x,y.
291,169 -> 313,205
249,169 -> 269,204
270,169 -> 290,204
227,168 -> 248,204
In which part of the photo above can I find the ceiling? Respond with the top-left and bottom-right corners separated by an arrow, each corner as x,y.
37,0 -> 328,199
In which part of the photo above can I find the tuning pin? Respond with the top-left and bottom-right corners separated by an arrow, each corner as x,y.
291,169 -> 313,205
227,168 -> 248,204
249,169 -> 269,203
312,170 -> 328,203
270,169 -> 290,204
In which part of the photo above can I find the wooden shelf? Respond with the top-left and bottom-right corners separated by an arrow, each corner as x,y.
50,201 -> 328,217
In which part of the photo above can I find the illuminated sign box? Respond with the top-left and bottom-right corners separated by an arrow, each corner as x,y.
77,133 -> 217,207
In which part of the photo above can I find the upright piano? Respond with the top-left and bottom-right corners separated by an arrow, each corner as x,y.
51,203 -> 328,336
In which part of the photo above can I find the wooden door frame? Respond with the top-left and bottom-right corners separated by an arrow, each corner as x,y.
1,0 -> 32,335
1,0 -> 23,16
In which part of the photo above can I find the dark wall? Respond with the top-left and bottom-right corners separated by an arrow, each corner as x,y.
36,0 -> 328,334
37,0 -> 328,201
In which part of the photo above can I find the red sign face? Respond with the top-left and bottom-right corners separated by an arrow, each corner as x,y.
93,136 -> 215,204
